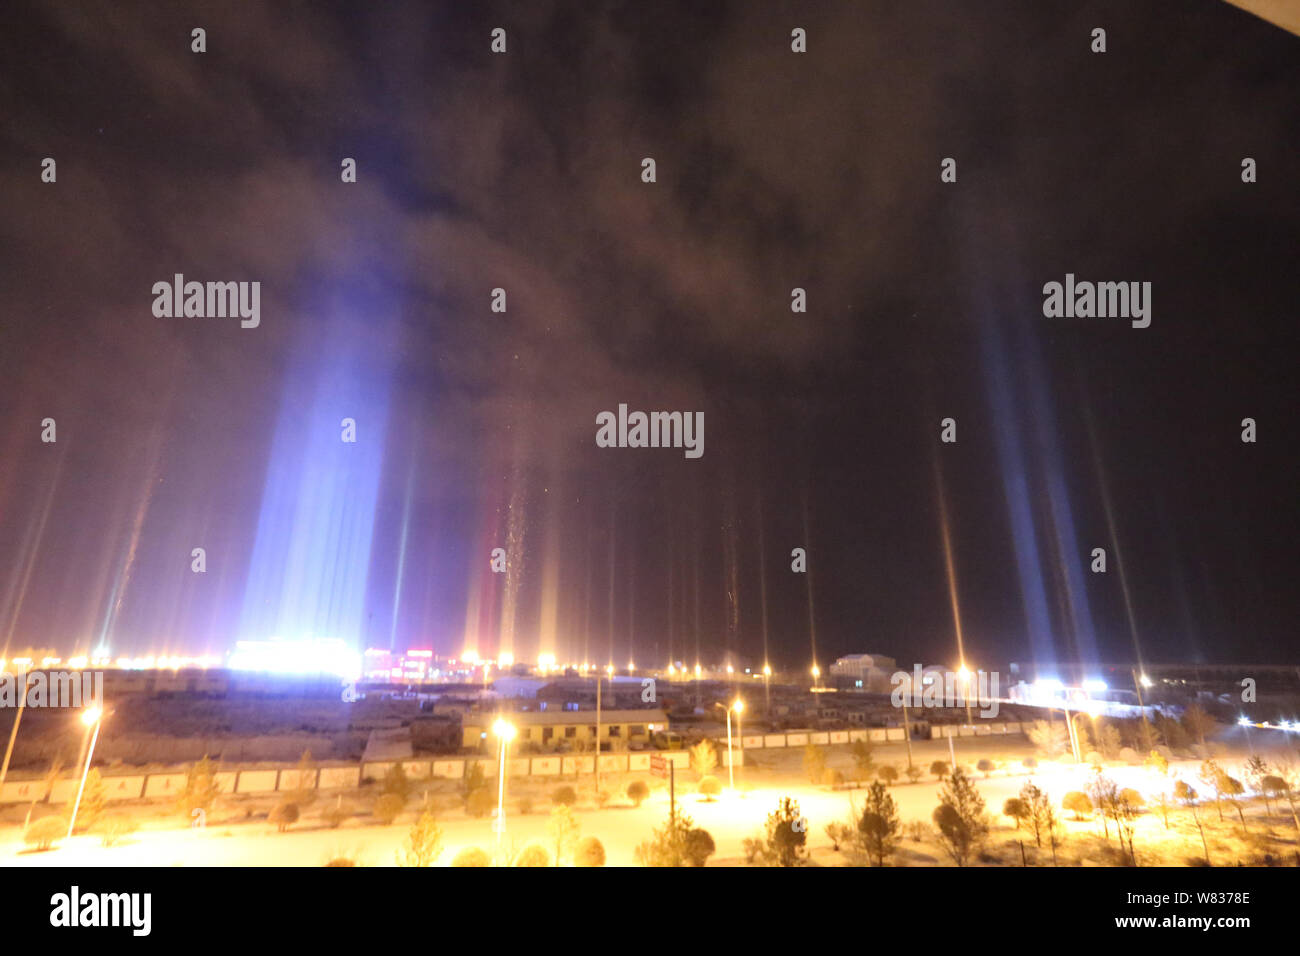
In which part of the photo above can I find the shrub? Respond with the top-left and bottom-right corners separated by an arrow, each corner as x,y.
460,762 -> 488,806
823,768 -> 845,787
381,763 -> 411,800
98,814 -> 138,848
551,785 -> 577,807
929,760 -> 949,781
322,801 -> 350,829
684,828 -> 716,867
1063,791 -> 1093,820
324,857 -> 357,867
269,801 -> 300,832
976,759 -> 995,778
25,816 -> 67,851
1085,751 -> 1103,769
877,765 -> 899,786
698,776 -> 721,800
287,750 -> 318,806
451,847 -> 492,867
904,765 -> 923,784
512,843 -> 551,867
636,808 -> 696,867
373,793 -> 404,825
627,780 -> 650,807
516,794 -> 534,816
465,788 -> 494,818
904,820 -> 930,842
825,822 -> 851,851
1003,797 -> 1029,828
574,836 -> 606,867
803,744 -> 827,784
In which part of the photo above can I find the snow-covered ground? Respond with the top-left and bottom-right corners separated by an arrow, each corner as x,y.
1,736 -> 1291,866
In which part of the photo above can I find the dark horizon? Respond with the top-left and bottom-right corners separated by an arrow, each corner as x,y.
1,1 -> 1297,672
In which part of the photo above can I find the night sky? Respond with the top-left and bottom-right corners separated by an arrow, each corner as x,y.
1,1 -> 1297,672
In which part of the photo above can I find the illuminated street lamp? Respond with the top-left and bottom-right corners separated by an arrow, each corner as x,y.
733,699 -> 745,790
811,664 -> 820,689
492,719 -> 516,856
67,705 -> 106,839
957,664 -> 974,727
762,663 -> 772,713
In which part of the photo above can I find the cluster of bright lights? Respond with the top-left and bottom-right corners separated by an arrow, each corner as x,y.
1240,716 -> 1300,732
1,653 -> 220,674
227,639 -> 361,680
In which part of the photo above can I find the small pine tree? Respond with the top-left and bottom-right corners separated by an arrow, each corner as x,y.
74,767 -> 107,831
763,796 -> 807,867
175,755 -> 221,819
547,804 -> 581,866
857,781 -> 900,866
690,739 -> 717,779
397,809 -> 442,866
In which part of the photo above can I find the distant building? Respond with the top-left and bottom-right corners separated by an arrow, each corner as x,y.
461,708 -> 668,753
829,654 -> 897,692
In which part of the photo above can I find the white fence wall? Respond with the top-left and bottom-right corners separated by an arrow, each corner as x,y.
0,721 -> 1030,804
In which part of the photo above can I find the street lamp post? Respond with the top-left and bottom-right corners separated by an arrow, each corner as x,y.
492,719 -> 516,857
1131,668 -> 1154,750
733,699 -> 745,790
724,706 -> 735,791
0,671 -> 29,791
957,665 -> 974,728
762,663 -> 771,714
67,705 -> 105,839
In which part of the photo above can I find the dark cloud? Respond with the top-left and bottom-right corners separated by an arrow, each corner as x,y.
0,1 -> 1297,669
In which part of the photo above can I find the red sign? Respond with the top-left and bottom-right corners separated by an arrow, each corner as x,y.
649,755 -> 668,779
